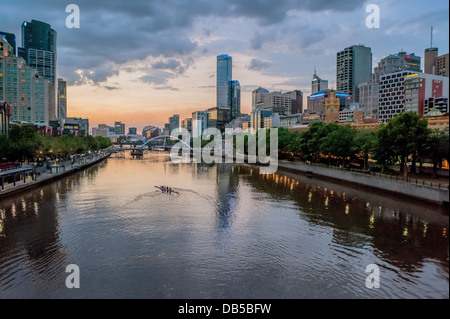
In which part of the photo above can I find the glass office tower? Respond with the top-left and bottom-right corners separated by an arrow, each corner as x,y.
217,54 -> 232,107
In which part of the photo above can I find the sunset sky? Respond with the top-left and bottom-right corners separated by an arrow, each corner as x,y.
1,0 -> 449,133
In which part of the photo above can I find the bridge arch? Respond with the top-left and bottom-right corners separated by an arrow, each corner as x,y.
141,135 -> 192,150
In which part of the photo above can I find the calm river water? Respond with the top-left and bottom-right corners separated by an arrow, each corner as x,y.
0,152 -> 448,298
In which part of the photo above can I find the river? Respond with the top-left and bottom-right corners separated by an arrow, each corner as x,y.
0,152 -> 448,298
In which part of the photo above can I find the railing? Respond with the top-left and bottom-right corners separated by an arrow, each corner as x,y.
279,160 -> 450,191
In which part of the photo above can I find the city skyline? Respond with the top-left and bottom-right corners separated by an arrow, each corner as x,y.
1,0 -> 449,132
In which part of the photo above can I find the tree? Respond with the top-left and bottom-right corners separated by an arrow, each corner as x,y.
374,112 -> 429,178
320,125 -> 356,166
354,130 -> 377,170
0,134 -> 13,160
423,127 -> 449,177
8,126 -> 42,162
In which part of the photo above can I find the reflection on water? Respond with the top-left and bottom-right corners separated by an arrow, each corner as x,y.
0,153 -> 448,298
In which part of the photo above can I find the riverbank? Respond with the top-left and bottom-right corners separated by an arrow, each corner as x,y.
0,151 -> 111,200
276,160 -> 449,206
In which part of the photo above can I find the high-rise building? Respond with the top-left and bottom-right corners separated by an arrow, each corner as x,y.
0,31 -> 16,56
128,127 -> 137,135
181,118 -> 192,134
336,44 -> 372,102
228,80 -> 241,120
169,114 -> 180,132
305,90 -> 350,122
19,20 -> 57,122
252,87 -> 270,111
372,52 -> 422,83
263,91 -> 292,115
287,90 -> 303,114
114,121 -> 125,135
358,82 -> 379,119
312,71 -> 328,94
435,54 -> 449,77
0,37 -> 19,116
217,54 -> 232,107
378,70 -> 418,122
425,48 -> 439,74
19,20 -> 57,85
192,111 -> 208,138
142,126 -> 160,139
405,73 -> 449,116
359,51 -> 421,121
57,78 -> 67,119
250,109 -> 272,131
1,37 -> 53,124
207,107 -> 231,133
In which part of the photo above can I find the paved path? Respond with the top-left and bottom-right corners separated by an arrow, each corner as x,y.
0,153 -> 110,199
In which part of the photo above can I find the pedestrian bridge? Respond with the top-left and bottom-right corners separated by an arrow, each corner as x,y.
112,135 -> 192,152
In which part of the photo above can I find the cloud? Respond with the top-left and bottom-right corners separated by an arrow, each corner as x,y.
151,57 -> 195,75
103,86 -> 120,91
247,58 -> 271,71
138,70 -> 179,90
0,0 -> 368,86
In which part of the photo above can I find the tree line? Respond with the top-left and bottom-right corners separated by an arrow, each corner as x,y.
275,112 -> 448,178
0,126 -> 112,162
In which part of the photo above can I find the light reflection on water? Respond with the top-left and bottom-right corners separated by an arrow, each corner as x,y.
0,152 -> 448,299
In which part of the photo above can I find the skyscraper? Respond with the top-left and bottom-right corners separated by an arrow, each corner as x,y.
252,87 -> 270,111
57,78 -> 67,119
425,48 -> 439,74
435,54 -> 449,77
217,54 -> 232,107
19,20 -> 57,85
19,20 -> 57,122
372,51 -> 421,83
114,121 -> 125,135
0,31 -> 16,56
336,44 -> 372,102
311,71 -> 328,94
228,80 -> 241,120
169,114 -> 180,132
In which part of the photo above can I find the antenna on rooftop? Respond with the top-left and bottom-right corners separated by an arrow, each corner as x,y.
431,26 -> 433,48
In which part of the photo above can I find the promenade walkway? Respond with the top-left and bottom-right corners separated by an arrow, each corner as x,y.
0,151 -> 111,199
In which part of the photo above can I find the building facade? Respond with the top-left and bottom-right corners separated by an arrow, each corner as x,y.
217,54 -> 232,108
0,31 -> 16,56
378,70 -> 417,122
192,111 -> 208,138
306,90 -> 350,122
287,90 -> 303,114
336,44 -> 372,102
252,87 -> 270,112
228,80 -> 241,120
114,121 -> 125,135
263,91 -> 291,115
181,118 -> 192,134
57,78 -> 67,119
405,73 -> 449,116
435,54 -> 449,77
169,114 -> 180,132
312,72 -> 328,94
358,82 -> 379,119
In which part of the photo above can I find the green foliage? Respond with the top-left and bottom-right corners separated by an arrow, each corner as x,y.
423,127 -> 449,176
273,112 -> 438,175
374,112 -> 429,174
0,125 -> 112,162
